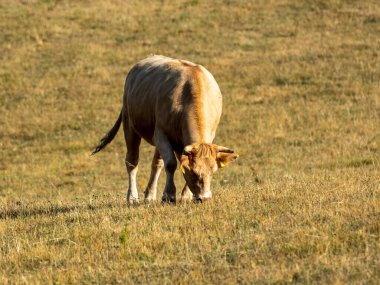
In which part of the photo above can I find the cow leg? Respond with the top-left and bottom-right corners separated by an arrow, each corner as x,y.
154,130 -> 177,203
144,148 -> 164,202
181,184 -> 193,202
123,123 -> 141,204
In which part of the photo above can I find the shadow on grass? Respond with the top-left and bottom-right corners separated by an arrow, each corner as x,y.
0,198 -> 185,220
0,199 -> 130,220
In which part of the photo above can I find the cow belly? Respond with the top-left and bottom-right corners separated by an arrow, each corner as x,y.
131,120 -> 155,145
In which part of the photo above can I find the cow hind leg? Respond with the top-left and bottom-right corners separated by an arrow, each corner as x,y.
144,148 -> 164,202
123,122 -> 141,204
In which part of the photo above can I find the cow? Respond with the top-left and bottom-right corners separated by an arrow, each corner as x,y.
93,55 -> 238,204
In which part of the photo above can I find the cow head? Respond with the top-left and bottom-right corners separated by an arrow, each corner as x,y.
180,143 -> 238,202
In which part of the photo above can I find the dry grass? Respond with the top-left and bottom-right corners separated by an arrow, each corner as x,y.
1,0 -> 379,283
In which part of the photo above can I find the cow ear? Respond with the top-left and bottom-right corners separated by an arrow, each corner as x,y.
183,145 -> 194,155
215,146 -> 238,168
181,145 -> 194,173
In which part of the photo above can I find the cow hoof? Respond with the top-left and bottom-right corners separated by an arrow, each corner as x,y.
127,198 -> 139,205
180,196 -> 192,203
161,192 -> 176,205
144,197 -> 156,204
181,192 -> 193,203
161,198 -> 176,205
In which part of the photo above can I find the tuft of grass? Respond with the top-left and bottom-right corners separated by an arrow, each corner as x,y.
119,224 -> 129,245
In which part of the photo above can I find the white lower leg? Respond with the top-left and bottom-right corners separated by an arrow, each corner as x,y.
127,166 -> 139,204
144,166 -> 162,201
181,185 -> 193,202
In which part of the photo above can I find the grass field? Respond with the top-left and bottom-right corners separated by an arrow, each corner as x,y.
1,0 -> 379,283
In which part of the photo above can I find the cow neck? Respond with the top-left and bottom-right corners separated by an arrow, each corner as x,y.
181,66 -> 209,147
181,103 -> 208,146
182,120 -> 202,146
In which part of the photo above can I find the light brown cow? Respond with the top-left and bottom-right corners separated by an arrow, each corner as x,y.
93,55 -> 238,203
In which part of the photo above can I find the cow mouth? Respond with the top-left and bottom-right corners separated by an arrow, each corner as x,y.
193,195 -> 212,203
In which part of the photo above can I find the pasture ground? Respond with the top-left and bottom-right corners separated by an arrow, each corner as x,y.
0,0 -> 379,284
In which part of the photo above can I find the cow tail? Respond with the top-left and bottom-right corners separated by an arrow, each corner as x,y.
92,111 -> 122,155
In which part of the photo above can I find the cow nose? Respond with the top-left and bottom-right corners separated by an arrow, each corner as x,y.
195,196 -> 211,203
195,197 -> 203,203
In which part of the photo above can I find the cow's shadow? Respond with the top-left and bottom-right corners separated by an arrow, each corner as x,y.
0,198 -> 140,220
0,196 -> 194,220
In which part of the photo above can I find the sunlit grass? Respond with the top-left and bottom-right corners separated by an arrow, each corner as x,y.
1,0 -> 379,283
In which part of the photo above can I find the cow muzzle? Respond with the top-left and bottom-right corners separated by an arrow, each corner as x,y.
193,191 -> 212,203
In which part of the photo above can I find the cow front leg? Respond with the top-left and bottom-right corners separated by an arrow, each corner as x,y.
154,130 -> 177,204
144,148 -> 164,202
181,184 -> 193,202
124,127 -> 141,205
